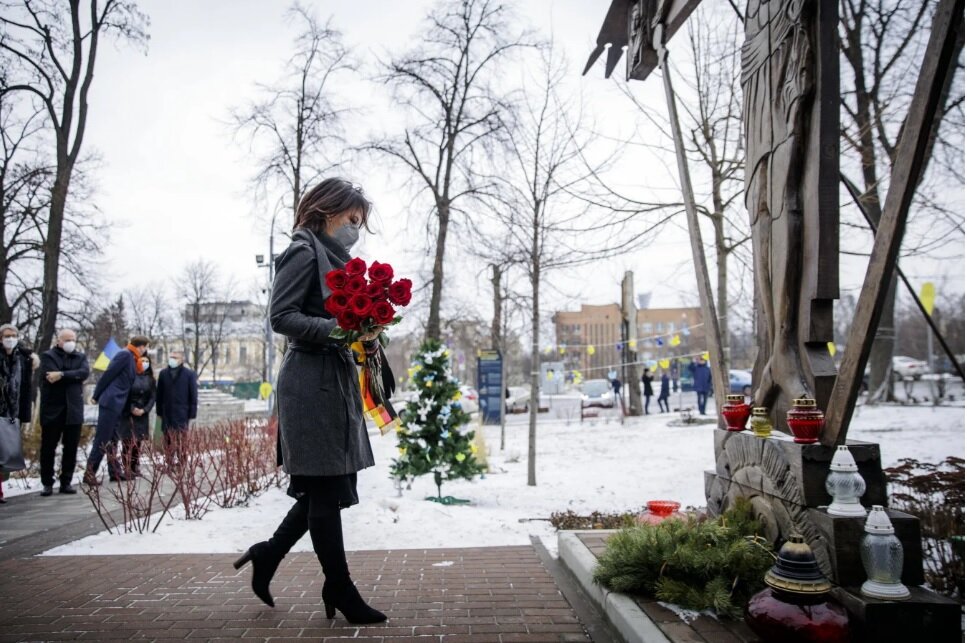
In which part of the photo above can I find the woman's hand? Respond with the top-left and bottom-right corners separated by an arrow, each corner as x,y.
358,326 -> 386,343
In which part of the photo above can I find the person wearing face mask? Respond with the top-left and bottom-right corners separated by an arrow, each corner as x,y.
0,324 -> 34,505
234,178 -> 393,625
120,352 -> 156,477
156,349 -> 198,469
38,329 -> 91,495
87,336 -> 150,485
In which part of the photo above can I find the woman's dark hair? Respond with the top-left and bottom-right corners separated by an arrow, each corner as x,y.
293,178 -> 372,233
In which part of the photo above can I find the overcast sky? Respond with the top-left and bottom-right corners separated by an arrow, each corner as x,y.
82,0 -> 964,336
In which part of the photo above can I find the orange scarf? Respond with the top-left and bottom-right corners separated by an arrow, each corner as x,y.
127,344 -> 145,374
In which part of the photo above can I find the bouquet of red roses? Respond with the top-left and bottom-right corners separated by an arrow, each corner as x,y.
324,257 -> 412,346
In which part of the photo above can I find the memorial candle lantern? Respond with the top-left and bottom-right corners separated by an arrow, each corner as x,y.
722,394 -> 751,431
750,407 -> 772,438
746,535 -> 850,643
825,445 -> 867,517
786,397 -> 824,444
860,506 -> 911,600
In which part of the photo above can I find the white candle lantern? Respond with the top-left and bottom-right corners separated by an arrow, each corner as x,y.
825,445 -> 867,517
860,505 -> 911,600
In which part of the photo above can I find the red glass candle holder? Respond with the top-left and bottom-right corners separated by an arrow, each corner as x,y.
746,588 -> 851,643
786,397 -> 825,444
722,394 -> 751,431
636,500 -> 683,525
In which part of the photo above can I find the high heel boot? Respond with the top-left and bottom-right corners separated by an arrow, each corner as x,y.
310,510 -> 386,624
234,499 -> 309,607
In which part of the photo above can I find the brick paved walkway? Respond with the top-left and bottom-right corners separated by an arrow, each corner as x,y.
0,546 -> 590,642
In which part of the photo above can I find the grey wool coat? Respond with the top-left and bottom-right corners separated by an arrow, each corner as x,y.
270,228 -> 375,477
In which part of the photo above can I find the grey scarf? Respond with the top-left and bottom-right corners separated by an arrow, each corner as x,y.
292,227 -> 351,301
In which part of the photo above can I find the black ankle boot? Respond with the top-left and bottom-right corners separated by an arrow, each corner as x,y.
234,499 -> 309,607
322,578 -> 387,624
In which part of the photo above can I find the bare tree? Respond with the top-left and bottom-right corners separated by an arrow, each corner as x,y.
0,0 -> 149,355
231,4 -> 353,227
479,50 -> 669,486
176,260 -> 234,381
839,0 -> 965,400
0,97 -> 48,329
365,0 -> 530,341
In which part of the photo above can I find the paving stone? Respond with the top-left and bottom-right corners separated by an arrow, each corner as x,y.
0,546 -> 589,641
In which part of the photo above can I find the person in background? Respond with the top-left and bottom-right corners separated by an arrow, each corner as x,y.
88,336 -> 150,485
690,356 -> 712,415
610,376 -> 622,407
121,351 -> 155,477
38,329 -> 90,496
156,350 -> 198,468
670,359 -> 680,393
0,324 -> 35,504
640,367 -> 654,415
657,368 -> 670,413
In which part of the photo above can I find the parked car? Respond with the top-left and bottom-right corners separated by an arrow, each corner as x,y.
581,379 -> 615,408
729,369 -> 753,396
505,386 -> 531,413
892,356 -> 929,380
459,385 -> 480,413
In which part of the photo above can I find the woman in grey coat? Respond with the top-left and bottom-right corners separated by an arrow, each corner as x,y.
234,178 -> 387,625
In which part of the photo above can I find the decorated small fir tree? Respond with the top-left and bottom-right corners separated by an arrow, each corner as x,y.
391,339 -> 486,501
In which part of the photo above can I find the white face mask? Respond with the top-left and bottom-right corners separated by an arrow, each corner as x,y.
141,359 -> 150,369
168,358 -> 180,369
63,341 -> 77,354
2,337 -> 17,350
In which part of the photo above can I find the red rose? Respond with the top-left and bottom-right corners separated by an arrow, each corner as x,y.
344,257 -> 367,277
371,300 -> 396,325
337,309 -> 361,331
366,282 -> 387,300
345,275 -> 366,294
325,293 -> 350,316
325,269 -> 348,292
349,294 -> 373,317
387,278 -> 412,306
368,261 -> 394,284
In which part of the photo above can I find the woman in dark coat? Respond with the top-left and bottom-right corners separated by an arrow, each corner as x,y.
121,355 -> 156,475
641,368 -> 654,415
234,178 -> 387,624
657,369 -> 670,413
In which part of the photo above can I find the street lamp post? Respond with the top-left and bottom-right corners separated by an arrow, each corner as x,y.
256,212 -> 279,413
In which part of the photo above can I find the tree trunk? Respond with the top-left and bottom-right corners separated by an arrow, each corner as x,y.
491,264 -> 506,451
426,200 -> 450,341
37,168 -> 71,353
528,263 -> 539,487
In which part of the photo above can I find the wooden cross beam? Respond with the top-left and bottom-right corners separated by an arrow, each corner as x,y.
583,0 -> 703,81
822,0 -> 964,446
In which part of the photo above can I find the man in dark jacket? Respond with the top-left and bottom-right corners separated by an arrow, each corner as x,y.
690,356 -> 713,415
156,350 -> 198,467
87,336 -> 150,484
39,329 -> 90,495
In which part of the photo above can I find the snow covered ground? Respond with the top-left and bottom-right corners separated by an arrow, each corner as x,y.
42,403 -> 964,557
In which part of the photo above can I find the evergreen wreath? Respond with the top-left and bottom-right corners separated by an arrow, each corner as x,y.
593,498 -> 774,618
391,339 -> 486,500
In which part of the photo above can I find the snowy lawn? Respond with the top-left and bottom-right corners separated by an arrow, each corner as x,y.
42,403 -> 964,556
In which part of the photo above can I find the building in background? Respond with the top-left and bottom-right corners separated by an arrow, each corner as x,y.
552,303 -> 704,376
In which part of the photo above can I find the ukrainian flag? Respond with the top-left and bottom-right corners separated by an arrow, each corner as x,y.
93,337 -> 122,371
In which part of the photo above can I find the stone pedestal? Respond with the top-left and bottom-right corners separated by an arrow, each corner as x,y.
832,586 -> 961,643
808,508 -> 924,587
705,429 -> 890,577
